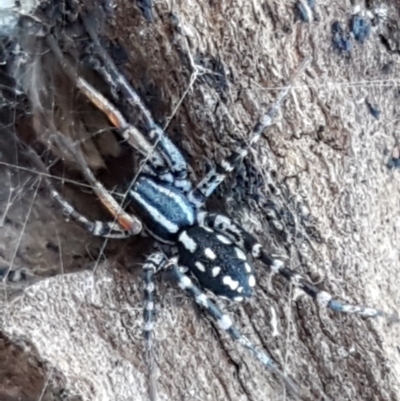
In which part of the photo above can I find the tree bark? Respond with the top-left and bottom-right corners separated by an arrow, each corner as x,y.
1,0 -> 400,400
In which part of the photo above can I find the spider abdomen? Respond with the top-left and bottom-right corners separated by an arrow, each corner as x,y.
129,176 -> 195,243
177,226 -> 256,300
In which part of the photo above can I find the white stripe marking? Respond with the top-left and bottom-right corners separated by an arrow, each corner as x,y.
212,267 -> 221,277
196,211 -> 207,225
130,191 -> 179,233
144,179 -> 195,223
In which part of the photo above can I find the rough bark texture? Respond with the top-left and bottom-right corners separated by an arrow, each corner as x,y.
1,0 -> 400,400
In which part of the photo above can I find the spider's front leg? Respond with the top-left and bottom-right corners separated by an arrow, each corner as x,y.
188,58 -> 309,208
73,17 -> 192,193
198,212 -> 398,323
46,36 -> 162,169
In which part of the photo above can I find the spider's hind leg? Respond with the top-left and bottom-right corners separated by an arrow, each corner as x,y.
142,252 -> 167,360
142,251 -> 168,401
169,259 -> 306,400
199,212 -> 398,322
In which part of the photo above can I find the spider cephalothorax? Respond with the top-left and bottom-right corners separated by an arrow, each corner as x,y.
21,11 -> 396,401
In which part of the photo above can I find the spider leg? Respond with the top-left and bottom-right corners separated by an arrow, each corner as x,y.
188,58 -> 309,208
198,212 -> 398,323
46,34 -> 166,172
142,252 -> 167,363
169,259 -> 305,400
78,17 -> 193,193
139,251 -> 168,401
51,133 -> 142,234
26,145 -> 136,238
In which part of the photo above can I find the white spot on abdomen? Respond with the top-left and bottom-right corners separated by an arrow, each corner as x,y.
179,231 -> 197,252
222,276 -> 239,290
248,275 -> 256,287
204,248 -> 216,260
244,263 -> 252,273
195,262 -> 206,272
216,234 -> 232,244
234,247 -> 247,261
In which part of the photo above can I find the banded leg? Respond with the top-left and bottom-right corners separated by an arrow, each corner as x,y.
169,260 -> 305,400
51,133 -> 142,235
27,145 -> 135,238
188,58 -> 309,208
142,252 -> 167,401
47,34 -> 184,193
198,212 -> 398,322
142,252 -> 167,360
80,17 -> 192,192
46,34 -> 166,172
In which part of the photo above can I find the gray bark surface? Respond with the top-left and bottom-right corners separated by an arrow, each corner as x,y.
1,1 -> 400,400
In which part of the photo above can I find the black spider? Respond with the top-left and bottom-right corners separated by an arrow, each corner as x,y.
23,19 -> 395,401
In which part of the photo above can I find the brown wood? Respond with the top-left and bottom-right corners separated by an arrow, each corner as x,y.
1,0 -> 400,400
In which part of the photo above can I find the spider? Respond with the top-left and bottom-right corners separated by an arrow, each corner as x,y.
22,14 -> 396,401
